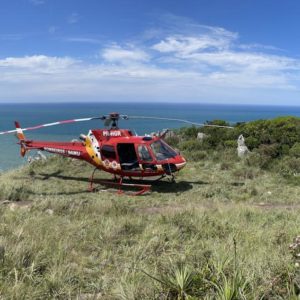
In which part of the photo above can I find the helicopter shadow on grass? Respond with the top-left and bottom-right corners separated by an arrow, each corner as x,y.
143,178 -> 209,193
32,171 -> 209,195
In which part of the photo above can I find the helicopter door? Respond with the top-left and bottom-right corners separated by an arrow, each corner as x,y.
117,143 -> 139,170
137,144 -> 157,171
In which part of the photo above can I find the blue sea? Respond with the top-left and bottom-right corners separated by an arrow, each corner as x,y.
1,102 -> 300,171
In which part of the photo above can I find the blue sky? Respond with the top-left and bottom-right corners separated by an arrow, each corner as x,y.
0,0 -> 300,105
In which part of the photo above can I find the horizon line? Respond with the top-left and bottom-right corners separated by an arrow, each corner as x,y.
0,101 -> 300,108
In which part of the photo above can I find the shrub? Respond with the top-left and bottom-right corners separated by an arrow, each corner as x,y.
257,144 -> 280,159
244,152 -> 269,169
164,135 -> 181,148
275,157 -> 300,178
180,140 -> 206,151
184,150 -> 208,161
290,143 -> 300,158
224,140 -> 236,149
179,126 -> 199,139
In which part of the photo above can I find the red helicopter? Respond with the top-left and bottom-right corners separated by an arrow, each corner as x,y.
0,112 -> 233,195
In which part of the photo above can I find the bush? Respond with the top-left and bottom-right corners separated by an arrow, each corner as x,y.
179,126 -> 199,139
224,140 -> 236,148
180,140 -> 206,151
245,151 -> 273,169
290,143 -> 300,158
237,116 -> 300,154
275,157 -> 300,178
164,135 -> 181,148
257,144 -> 280,159
184,150 -> 208,161
177,116 -> 300,160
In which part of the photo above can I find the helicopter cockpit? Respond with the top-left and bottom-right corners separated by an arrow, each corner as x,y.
150,140 -> 177,161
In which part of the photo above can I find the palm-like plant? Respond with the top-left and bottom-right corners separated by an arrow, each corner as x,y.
208,270 -> 248,300
142,262 -> 194,299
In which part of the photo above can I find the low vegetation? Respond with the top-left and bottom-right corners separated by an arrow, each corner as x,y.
0,117 -> 299,299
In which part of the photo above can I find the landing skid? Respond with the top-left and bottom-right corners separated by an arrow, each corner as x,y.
88,168 -> 151,196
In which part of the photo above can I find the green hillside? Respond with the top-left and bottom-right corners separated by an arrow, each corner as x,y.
0,117 -> 300,299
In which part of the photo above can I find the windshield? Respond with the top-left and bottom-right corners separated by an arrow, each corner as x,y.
150,140 -> 177,161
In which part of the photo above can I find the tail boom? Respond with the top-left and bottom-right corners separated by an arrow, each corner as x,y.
22,140 -> 94,163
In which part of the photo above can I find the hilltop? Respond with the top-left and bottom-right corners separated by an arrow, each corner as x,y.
0,117 -> 300,299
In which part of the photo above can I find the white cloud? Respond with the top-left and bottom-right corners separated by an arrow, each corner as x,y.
0,53 -> 298,103
102,45 -> 150,63
0,17 -> 300,104
65,37 -> 102,44
238,43 -> 283,52
183,51 -> 300,72
153,35 -> 231,55
0,55 -> 78,72
151,33 -> 299,72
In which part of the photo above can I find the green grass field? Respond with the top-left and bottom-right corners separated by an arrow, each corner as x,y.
0,151 -> 300,299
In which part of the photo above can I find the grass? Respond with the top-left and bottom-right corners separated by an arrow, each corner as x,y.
0,152 -> 300,299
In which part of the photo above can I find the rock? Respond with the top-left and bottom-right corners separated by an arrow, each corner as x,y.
237,135 -> 250,158
163,130 -> 175,139
27,151 -> 47,164
197,132 -> 207,141
37,151 -> 47,160
151,129 -> 177,139
45,209 -> 54,215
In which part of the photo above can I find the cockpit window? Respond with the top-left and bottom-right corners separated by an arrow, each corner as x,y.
137,145 -> 153,162
150,140 -> 177,161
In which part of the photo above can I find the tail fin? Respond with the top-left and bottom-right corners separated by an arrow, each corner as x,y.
14,121 -> 27,157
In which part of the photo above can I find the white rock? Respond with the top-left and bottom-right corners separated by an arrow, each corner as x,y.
237,135 -> 250,158
45,209 -> 54,215
197,132 -> 207,141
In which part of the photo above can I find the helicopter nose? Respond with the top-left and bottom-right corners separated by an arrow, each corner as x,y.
175,157 -> 186,170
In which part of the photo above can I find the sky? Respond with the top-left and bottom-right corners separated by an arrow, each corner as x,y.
0,0 -> 300,105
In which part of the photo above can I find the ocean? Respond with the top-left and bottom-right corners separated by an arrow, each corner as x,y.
1,102 -> 300,171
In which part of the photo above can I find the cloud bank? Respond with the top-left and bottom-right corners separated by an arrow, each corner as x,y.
0,16 -> 299,104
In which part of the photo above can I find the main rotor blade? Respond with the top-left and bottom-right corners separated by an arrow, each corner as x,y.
129,116 -> 234,129
0,117 -> 101,135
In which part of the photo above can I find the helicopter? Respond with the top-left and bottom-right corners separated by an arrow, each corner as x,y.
0,112 -> 233,195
